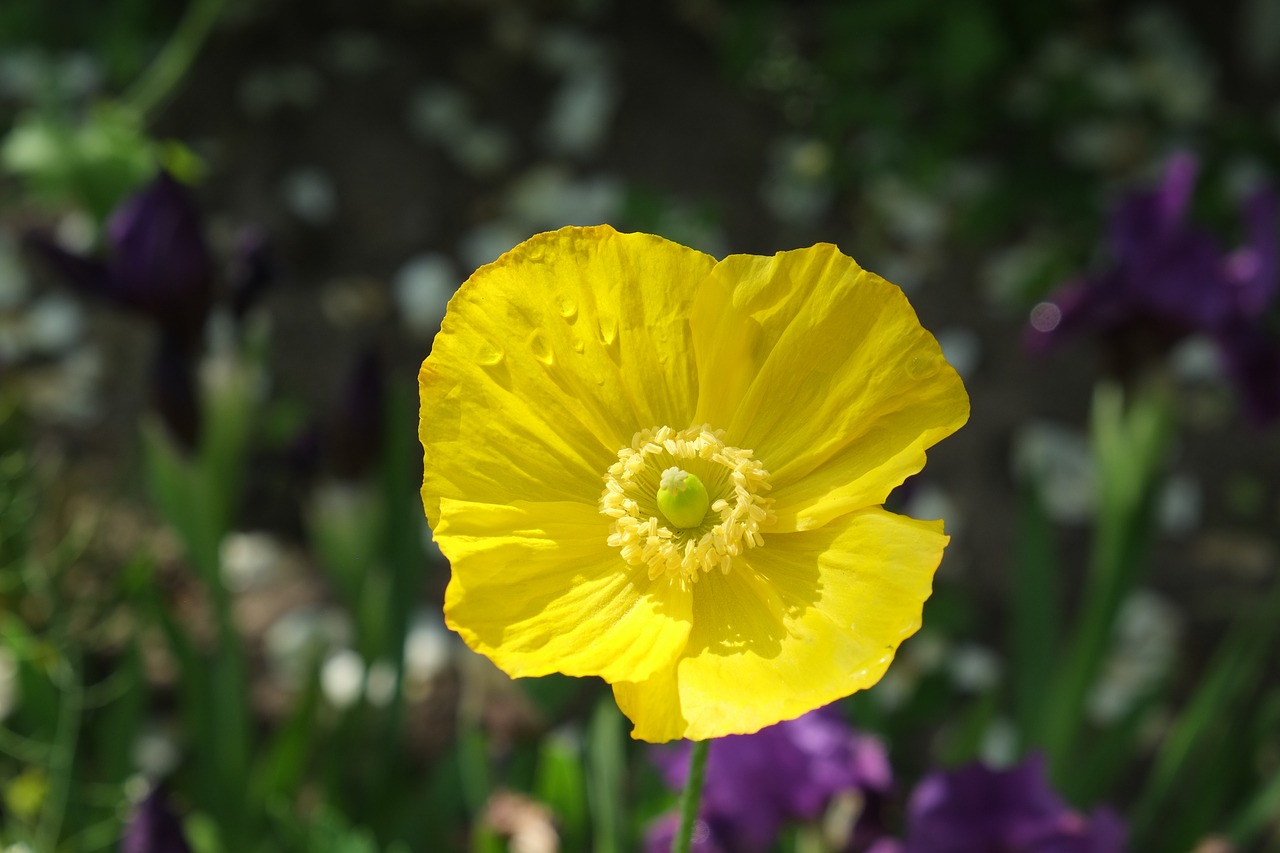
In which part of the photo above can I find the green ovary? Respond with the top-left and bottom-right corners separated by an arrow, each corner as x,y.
655,467 -> 709,529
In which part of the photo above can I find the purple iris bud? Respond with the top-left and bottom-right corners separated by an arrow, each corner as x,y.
901,755 -> 1125,853
27,171 -> 214,344
120,785 -> 192,853
648,706 -> 893,852
1029,151 -> 1280,423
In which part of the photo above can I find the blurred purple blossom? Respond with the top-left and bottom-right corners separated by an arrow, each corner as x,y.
647,706 -> 893,852
1028,151 -> 1280,424
898,755 -> 1125,853
28,171 -> 215,344
120,785 -> 192,853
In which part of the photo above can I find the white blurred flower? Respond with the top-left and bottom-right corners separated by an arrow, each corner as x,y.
392,253 -> 458,338
1012,421 -> 1095,524
264,606 -> 353,687
935,327 -> 981,380
132,725 -> 180,778
23,294 -> 84,355
948,644 -> 1002,693
866,174 -> 948,246
321,648 -> 366,710
219,531 -> 284,592
280,168 -> 338,226
459,220 -> 532,271
365,659 -> 398,708
1089,590 -> 1181,723
506,166 -> 623,228
903,482 -> 963,538
405,611 -> 453,684
1158,473 -> 1201,535
979,718 -> 1018,767
542,68 -> 618,157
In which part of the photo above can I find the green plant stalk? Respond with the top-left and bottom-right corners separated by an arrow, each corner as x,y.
35,649 -> 81,852
587,700 -> 627,853
1227,764 -> 1280,848
1128,575 -> 1280,845
1044,384 -> 1171,784
1011,479 -> 1059,750
674,740 -> 711,853
122,0 -> 226,119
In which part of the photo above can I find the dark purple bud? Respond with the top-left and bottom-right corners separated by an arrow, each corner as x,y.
120,785 -> 192,853
26,171 -> 214,345
105,171 -> 214,342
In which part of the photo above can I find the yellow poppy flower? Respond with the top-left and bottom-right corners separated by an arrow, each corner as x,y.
419,225 -> 969,742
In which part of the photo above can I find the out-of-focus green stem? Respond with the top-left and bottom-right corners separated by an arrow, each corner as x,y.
37,650 -> 81,852
674,740 -> 711,853
122,0 -> 225,119
1044,383 -> 1172,786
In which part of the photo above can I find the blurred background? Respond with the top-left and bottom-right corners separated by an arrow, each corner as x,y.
2,0 -> 1280,851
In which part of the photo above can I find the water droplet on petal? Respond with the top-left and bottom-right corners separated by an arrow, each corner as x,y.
557,295 -> 578,322
596,314 -> 618,346
475,341 -> 504,366
528,330 -> 554,365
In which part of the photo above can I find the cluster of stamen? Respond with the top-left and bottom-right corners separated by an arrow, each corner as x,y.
599,424 -> 774,583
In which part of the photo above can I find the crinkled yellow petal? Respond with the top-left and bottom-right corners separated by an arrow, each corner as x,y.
612,507 -> 946,742
691,245 -> 969,532
420,226 -> 716,527
440,498 -> 693,683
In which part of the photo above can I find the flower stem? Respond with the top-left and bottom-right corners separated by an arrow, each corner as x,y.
674,739 -> 711,853
122,0 -> 225,119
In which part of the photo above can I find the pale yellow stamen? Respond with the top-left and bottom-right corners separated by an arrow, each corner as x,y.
599,424 -> 775,584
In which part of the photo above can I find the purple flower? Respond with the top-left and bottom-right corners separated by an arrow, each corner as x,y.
647,706 -> 893,852
1028,152 -> 1280,424
900,755 -> 1125,853
28,171 -> 214,343
120,785 -> 192,853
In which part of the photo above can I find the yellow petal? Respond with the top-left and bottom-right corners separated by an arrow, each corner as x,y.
440,498 -> 693,683
691,244 -> 969,531
420,226 -> 716,527
613,507 -> 945,742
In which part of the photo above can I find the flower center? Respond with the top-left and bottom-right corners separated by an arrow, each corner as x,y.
600,424 -> 775,583
656,467 -> 709,528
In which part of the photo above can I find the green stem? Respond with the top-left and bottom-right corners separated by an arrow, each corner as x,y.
122,0 -> 225,119
674,740 -> 711,853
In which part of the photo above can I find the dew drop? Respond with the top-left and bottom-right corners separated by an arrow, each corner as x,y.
475,341 -> 504,366
596,314 -> 618,347
906,353 -> 935,379
528,330 -> 554,365
557,295 -> 578,322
